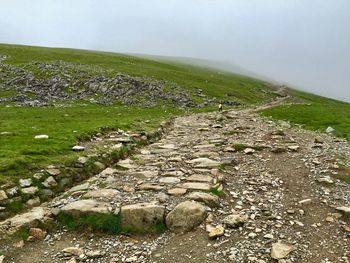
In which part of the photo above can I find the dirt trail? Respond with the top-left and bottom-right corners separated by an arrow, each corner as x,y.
0,105 -> 349,263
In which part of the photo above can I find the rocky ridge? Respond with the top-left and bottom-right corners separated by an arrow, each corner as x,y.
0,58 -> 239,108
0,105 -> 349,262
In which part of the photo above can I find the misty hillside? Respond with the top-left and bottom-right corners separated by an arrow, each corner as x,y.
0,44 -> 349,263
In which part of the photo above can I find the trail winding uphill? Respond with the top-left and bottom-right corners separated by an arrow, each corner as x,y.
0,105 -> 349,263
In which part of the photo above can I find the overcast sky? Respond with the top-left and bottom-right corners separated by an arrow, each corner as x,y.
1,0 -> 349,102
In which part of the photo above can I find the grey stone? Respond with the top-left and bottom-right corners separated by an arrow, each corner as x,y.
223,214 -> 249,228
121,203 -> 165,232
166,201 -> 207,233
83,189 -> 120,199
187,192 -> 220,208
19,178 -> 32,187
60,199 -> 110,218
181,182 -> 211,191
42,176 -> 57,188
271,241 -> 295,259
159,177 -> 181,184
21,186 -> 39,195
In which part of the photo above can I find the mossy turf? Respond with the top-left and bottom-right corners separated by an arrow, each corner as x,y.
0,104 -> 182,184
260,91 -> 350,141
56,212 -> 122,234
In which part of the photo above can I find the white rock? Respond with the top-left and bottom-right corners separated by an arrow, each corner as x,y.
34,134 -> 49,139
325,126 -> 335,133
19,178 -> 32,187
336,206 -> 350,215
72,145 -> 85,151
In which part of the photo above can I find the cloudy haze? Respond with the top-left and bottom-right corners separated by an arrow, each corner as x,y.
1,0 -> 349,102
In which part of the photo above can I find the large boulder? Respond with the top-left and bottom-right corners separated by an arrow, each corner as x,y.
120,203 -> 165,233
60,199 -> 110,218
166,201 -> 207,233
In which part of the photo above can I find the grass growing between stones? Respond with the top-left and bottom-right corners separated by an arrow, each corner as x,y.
56,212 -> 167,235
335,164 -> 350,184
121,222 -> 167,235
232,143 -> 247,152
208,187 -> 226,198
56,212 -> 122,234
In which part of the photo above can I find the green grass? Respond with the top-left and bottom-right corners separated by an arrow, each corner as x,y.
232,143 -> 247,152
56,211 -> 166,234
208,187 -> 226,198
56,212 -> 122,234
260,91 -> 350,141
0,104 -> 182,183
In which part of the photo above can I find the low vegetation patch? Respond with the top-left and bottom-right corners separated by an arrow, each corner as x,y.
56,212 -> 122,234
260,91 -> 350,141
208,187 -> 226,198
232,143 -> 247,152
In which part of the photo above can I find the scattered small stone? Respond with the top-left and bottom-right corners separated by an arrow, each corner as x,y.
72,145 -> 85,151
271,241 -> 295,259
34,135 -> 49,139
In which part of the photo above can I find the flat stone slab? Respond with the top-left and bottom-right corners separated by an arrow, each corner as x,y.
159,177 -> 181,184
187,192 -> 219,208
69,183 -> 90,193
1,207 -> 47,234
163,171 -> 185,177
187,158 -> 222,168
60,199 -> 110,218
157,144 -> 177,149
132,171 -> 158,178
121,203 -> 165,232
181,182 -> 211,191
117,159 -> 137,169
21,186 -> 39,195
83,189 -> 120,199
186,174 -> 213,183
139,183 -> 164,191
168,188 -> 187,196
336,206 -> 350,215
100,167 -> 117,176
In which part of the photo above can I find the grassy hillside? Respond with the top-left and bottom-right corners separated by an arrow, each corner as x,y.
260,90 -> 350,142
0,43 -> 277,185
0,44 -> 275,104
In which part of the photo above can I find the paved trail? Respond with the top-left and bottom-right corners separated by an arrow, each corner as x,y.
1,106 -> 349,263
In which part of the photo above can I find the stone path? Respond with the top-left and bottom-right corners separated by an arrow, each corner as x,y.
0,107 -> 349,263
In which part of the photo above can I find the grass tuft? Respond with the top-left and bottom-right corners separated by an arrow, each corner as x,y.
56,212 -> 122,234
